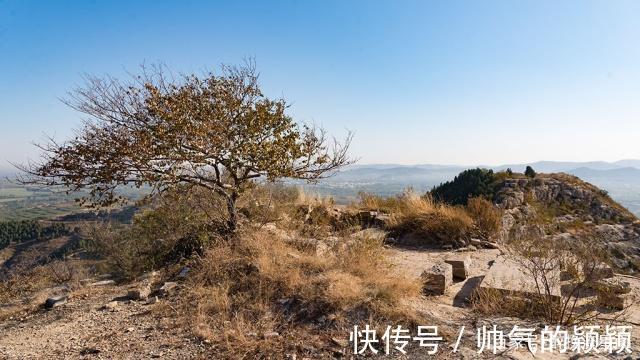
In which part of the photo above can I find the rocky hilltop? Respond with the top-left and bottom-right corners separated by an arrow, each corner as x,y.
495,173 -> 640,272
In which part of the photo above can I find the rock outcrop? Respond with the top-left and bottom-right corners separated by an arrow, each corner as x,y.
493,174 -> 640,273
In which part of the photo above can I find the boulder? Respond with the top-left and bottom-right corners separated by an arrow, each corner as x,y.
478,256 -> 561,303
597,291 -> 631,311
445,255 -> 471,280
587,263 -> 614,281
421,263 -> 452,295
596,278 -> 631,295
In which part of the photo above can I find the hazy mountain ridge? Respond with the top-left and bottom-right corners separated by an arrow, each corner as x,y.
313,160 -> 640,216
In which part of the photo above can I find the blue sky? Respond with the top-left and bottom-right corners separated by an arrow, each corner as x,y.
1,0 -> 639,168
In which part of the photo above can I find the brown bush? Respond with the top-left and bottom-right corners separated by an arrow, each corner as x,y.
466,197 -> 502,238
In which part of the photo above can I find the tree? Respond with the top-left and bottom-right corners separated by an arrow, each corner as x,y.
18,62 -> 353,233
525,165 -> 536,178
505,168 -> 513,176
430,168 -> 497,205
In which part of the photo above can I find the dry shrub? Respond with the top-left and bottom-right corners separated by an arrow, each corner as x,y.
466,196 -> 502,238
81,187 -> 228,279
0,259 -> 89,307
376,190 -> 474,248
238,183 -> 300,226
184,228 -> 420,357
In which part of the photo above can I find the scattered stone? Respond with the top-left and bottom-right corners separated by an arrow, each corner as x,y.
331,337 -> 348,348
102,301 -> 119,311
445,255 -> 471,280
469,238 -> 503,251
139,271 -> 159,281
314,241 -> 330,257
126,327 -> 135,332
79,347 -> 101,355
158,282 -> 178,296
421,263 -> 452,295
263,331 -> 280,338
90,280 -> 115,287
80,278 -> 94,285
44,295 -> 68,309
350,228 -> 387,241
146,296 -> 159,305
127,284 -> 152,301
178,266 -> 191,278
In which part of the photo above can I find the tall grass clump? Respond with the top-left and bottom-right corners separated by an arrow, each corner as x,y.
184,227 -> 421,357
364,189 -> 475,248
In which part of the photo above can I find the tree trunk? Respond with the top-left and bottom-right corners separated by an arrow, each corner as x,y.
226,192 -> 239,232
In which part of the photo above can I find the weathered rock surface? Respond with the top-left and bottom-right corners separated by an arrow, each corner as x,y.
478,256 -> 561,301
158,282 -> 178,296
421,263 -> 452,295
444,255 -> 471,280
44,295 -> 68,309
493,174 -> 640,273
127,284 -> 152,301
597,291 -> 632,311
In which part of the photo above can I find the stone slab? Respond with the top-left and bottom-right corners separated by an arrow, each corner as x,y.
445,255 -> 471,280
421,263 -> 452,296
478,256 -> 561,299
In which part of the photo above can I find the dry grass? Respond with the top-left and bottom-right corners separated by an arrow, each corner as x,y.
362,190 -> 475,247
183,227 -> 421,357
0,258 -> 91,322
466,197 -> 502,238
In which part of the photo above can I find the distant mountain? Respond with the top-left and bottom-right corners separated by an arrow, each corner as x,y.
493,161 -> 630,173
569,167 -> 640,183
326,166 -> 465,184
613,159 -> 640,168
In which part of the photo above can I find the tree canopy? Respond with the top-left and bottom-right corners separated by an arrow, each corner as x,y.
525,165 -> 537,178
430,168 -> 497,205
18,62 -> 353,231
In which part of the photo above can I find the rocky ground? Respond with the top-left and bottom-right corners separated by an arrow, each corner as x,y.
0,279 -> 208,359
3,243 -> 639,359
